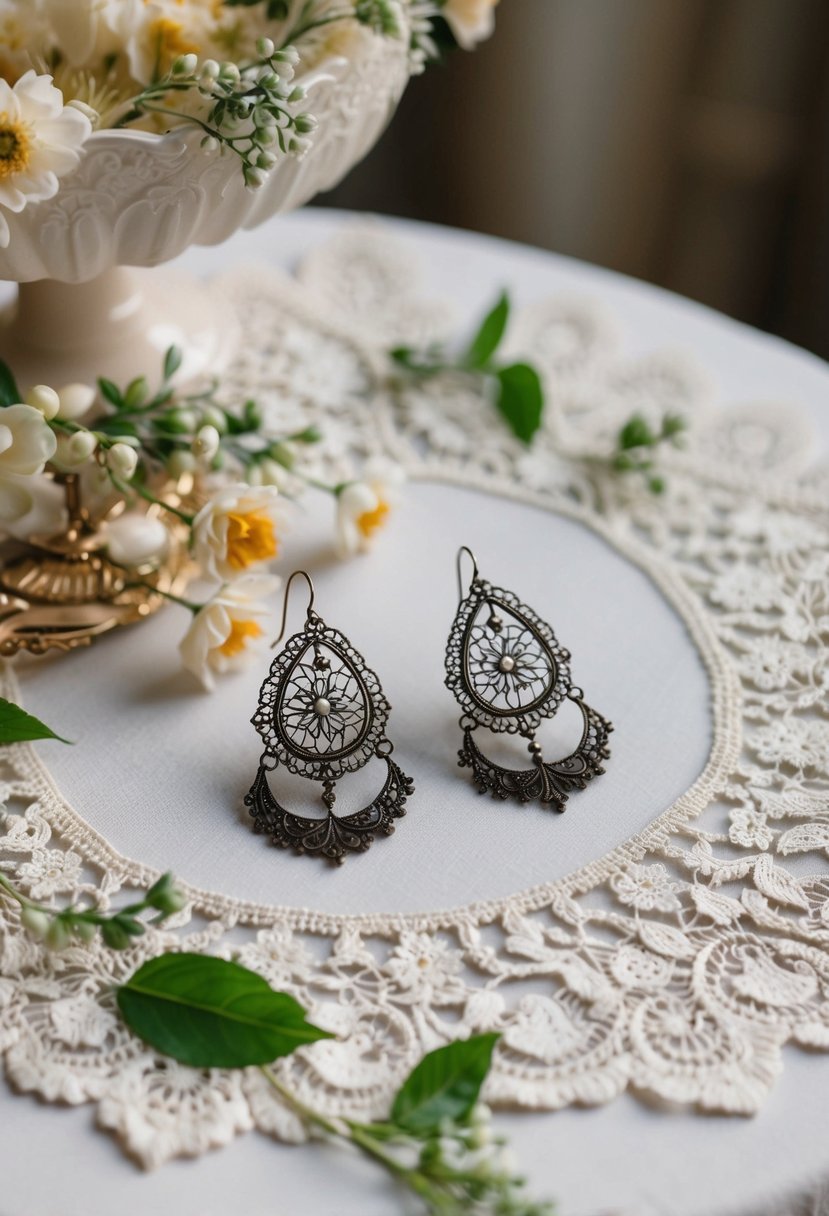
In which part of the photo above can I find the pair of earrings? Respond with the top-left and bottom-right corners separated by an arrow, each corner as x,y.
245,549 -> 613,863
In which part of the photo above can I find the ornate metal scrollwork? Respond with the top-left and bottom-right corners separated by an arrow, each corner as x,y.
247,572 -> 414,863
446,548 -> 613,809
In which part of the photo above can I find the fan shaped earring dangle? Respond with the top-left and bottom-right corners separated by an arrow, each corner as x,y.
445,547 -> 613,810
245,571 -> 414,863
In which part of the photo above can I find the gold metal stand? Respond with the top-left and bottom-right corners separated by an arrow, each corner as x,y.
0,474 -> 191,657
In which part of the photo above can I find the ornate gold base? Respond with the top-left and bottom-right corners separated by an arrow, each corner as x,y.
0,534 -> 190,657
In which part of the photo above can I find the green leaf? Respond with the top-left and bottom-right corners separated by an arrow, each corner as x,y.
618,413 -> 654,451
495,362 -> 544,444
98,378 -> 123,409
0,359 -> 21,408
163,346 -> 183,381
391,1034 -> 500,1135
465,292 -> 510,369
117,953 -> 334,1069
124,376 -> 149,410
0,697 -> 71,745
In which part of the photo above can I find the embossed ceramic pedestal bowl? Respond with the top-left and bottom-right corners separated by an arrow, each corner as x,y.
0,35 -> 410,389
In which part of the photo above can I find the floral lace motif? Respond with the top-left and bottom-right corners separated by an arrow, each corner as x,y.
1,228 -> 828,1171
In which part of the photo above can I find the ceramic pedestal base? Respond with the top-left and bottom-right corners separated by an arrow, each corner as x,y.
0,266 -> 240,391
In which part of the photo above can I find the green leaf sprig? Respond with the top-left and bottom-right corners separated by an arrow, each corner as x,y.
612,412 -> 687,494
117,952 -> 553,1214
391,292 -> 545,446
0,869 -> 187,952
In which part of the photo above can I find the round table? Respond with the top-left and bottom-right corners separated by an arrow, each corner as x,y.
2,209 -> 828,1216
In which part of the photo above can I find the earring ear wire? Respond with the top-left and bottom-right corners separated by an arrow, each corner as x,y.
272,569 -> 316,648
456,545 -> 480,602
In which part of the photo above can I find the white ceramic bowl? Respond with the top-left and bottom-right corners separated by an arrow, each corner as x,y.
0,34 -> 410,386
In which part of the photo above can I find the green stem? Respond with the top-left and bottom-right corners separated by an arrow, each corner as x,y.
125,584 -> 202,614
260,1067 -> 444,1209
110,473 -> 194,527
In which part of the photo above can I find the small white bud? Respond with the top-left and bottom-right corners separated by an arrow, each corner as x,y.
219,61 -> 241,84
256,36 -> 275,58
57,382 -> 96,422
173,53 -> 198,76
107,442 -> 138,480
167,450 -> 197,479
45,918 -> 71,951
20,906 -> 51,940
25,384 -> 60,421
107,513 -> 169,568
259,457 -> 286,488
200,405 -> 227,433
246,463 -> 264,486
244,166 -> 268,190
192,424 -> 220,462
64,430 -> 98,467
200,135 -> 219,154
200,59 -> 220,81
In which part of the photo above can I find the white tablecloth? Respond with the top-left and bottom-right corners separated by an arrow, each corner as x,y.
2,209 -> 829,1216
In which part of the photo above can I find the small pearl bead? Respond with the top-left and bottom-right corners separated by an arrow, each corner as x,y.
313,697 -> 331,717
499,655 -> 516,673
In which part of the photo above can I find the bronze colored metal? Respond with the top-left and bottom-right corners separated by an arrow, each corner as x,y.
246,571 -> 415,864
446,546 -> 613,810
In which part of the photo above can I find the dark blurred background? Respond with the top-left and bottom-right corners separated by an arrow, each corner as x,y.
319,0 -> 829,360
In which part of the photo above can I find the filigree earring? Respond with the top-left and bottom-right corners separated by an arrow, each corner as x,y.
445,547 -> 613,810
246,571 -> 414,863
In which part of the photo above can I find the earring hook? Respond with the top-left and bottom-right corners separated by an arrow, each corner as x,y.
272,570 -> 316,648
456,545 -> 480,601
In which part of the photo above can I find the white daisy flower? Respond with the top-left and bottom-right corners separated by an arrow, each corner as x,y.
0,71 -> 92,248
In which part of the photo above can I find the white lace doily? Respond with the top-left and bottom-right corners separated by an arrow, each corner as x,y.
1,226 -> 828,1172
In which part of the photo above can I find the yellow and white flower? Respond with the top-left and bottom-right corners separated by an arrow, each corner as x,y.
336,459 -> 405,557
0,70 -> 92,247
442,0 -> 498,49
192,483 -> 283,581
0,402 -> 57,474
180,572 -> 279,690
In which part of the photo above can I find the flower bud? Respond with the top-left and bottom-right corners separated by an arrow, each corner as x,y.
108,442 -> 138,480
219,61 -> 241,84
20,905 -> 51,940
45,918 -> 71,951
26,385 -> 60,421
57,382 -> 96,422
192,424 -> 220,462
256,36 -> 275,58
246,462 -> 264,486
61,430 -> 97,467
106,513 -> 168,568
201,135 -> 219,153
167,450 -> 197,479
200,405 -> 228,434
275,46 -> 300,66
200,59 -> 220,81
259,458 -> 286,488
244,165 -> 268,190
173,53 -> 198,76
73,920 -> 96,944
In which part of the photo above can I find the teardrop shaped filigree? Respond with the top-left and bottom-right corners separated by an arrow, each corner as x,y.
445,579 -> 572,734
252,614 -> 390,781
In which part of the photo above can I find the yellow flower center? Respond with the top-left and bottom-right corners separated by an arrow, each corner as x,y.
225,509 -> 278,571
357,499 -> 390,539
0,116 -> 31,179
150,16 -> 200,71
220,618 -> 263,658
